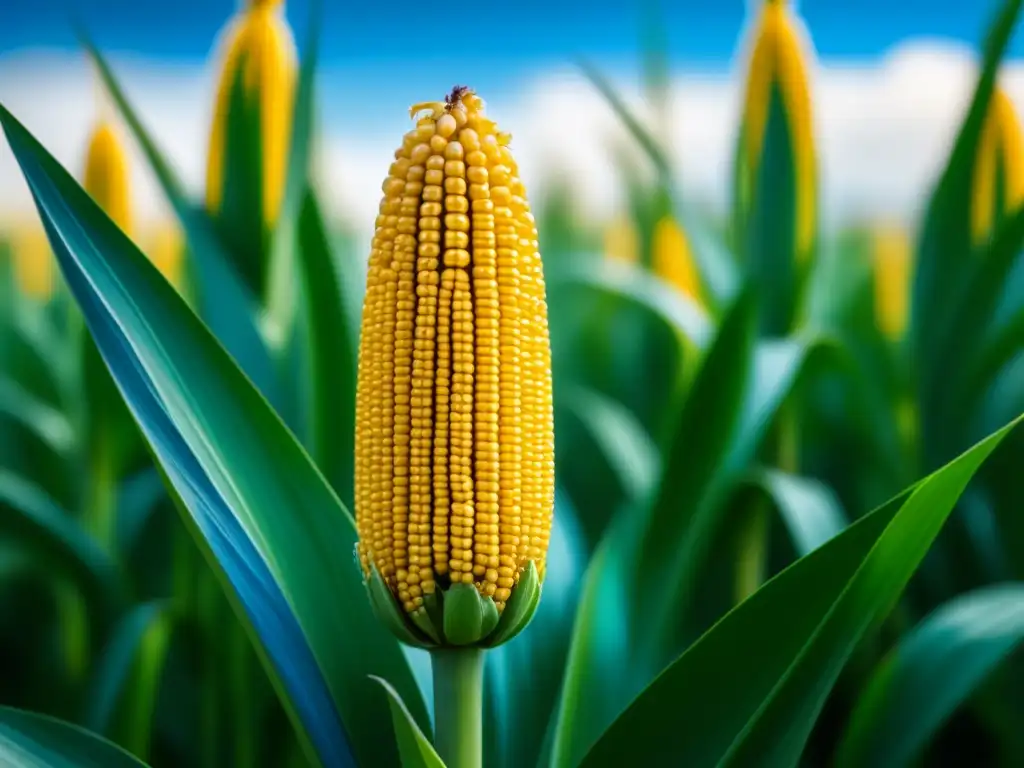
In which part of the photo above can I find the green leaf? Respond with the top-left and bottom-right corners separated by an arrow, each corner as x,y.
81,36 -> 278,404
265,0 -> 321,343
0,102 -> 425,767
214,47 -> 268,296
372,677 -> 446,768
740,468 -> 847,556
578,60 -> 672,182
556,385 -> 658,551
0,707 -> 149,768
578,415 -> 1023,767
0,315 -> 65,408
294,190 -> 356,506
550,258 -> 711,350
912,0 -> 1022,398
550,538 -> 632,768
638,286 -> 755,640
958,303 -> 1024,420
0,469 -> 119,616
0,376 -> 73,455
484,495 -> 586,768
836,583 -> 1024,768
738,81 -> 805,336
84,602 -> 172,761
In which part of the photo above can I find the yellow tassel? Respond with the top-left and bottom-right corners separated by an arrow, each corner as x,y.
739,0 -> 816,261
83,121 -> 133,237
971,86 -> 1024,245
652,216 -> 702,302
873,224 -> 912,340
354,88 -> 555,615
205,0 -> 296,226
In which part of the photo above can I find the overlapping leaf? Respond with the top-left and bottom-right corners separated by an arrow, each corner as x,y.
0,104 -> 426,768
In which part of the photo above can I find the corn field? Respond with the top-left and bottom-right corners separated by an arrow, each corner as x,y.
3,0 -> 1024,765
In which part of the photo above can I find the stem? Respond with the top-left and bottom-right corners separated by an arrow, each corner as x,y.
734,400 -> 800,603
734,502 -> 769,603
430,648 -> 484,768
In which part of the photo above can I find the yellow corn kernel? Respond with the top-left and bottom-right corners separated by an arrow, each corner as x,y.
873,224 -> 912,340
355,88 -> 555,613
10,223 -> 54,300
205,0 -> 296,226
652,216 -> 702,303
972,86 -> 1024,245
739,0 -> 816,262
83,121 -> 132,237
604,214 -> 639,264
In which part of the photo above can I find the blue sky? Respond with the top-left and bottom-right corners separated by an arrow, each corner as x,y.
2,0 -> 1017,68
2,0 -> 1024,234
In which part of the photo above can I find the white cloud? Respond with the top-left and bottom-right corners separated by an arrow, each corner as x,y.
0,39 -> 1021,248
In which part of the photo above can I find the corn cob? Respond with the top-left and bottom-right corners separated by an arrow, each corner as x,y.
355,88 -> 553,648
972,85 -> 1024,245
873,224 -> 912,340
83,120 -> 133,237
737,0 -> 816,264
652,215 -> 701,302
205,0 -> 296,226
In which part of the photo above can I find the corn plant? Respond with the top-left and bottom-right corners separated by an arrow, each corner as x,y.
3,0 -> 1024,766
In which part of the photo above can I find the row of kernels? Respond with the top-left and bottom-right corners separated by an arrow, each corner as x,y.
447,267 -> 476,583
432,268 -> 455,577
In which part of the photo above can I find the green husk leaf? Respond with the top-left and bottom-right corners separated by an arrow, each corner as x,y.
367,567 -> 434,649
486,561 -> 540,647
443,584 -> 489,646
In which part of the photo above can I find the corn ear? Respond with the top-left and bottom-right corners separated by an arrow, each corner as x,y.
971,85 -> 1024,245
873,224 -> 913,340
734,0 -> 816,334
205,0 -> 296,296
652,215 -> 702,303
354,88 -> 555,647
83,120 -> 133,237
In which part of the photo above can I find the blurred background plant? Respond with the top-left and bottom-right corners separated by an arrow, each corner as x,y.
4,0 -> 1024,766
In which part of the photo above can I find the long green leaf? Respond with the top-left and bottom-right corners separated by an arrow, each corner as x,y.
912,0 -> 1022,402
639,286 -> 756,641
0,469 -> 119,615
556,385 -> 658,551
550,538 -> 631,768
0,708 -> 148,768
579,415 -> 1022,766
294,189 -> 356,506
0,377 -> 73,454
265,0 -> 321,343
0,103 -> 426,768
85,602 -> 172,761
550,259 -> 711,350
373,678 -> 446,768
836,583 -> 1024,768
81,36 -> 278,402
740,468 -> 847,557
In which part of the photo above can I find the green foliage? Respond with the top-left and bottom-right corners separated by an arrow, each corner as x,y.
1,0 -> 1024,766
